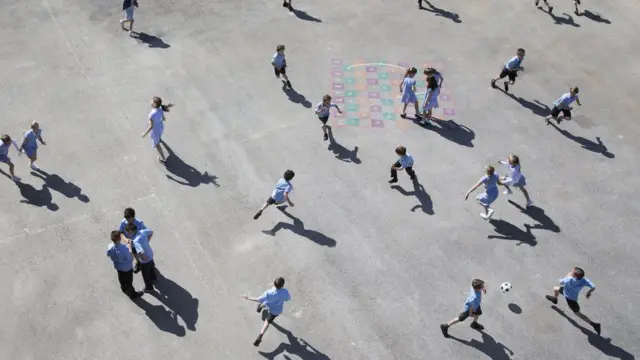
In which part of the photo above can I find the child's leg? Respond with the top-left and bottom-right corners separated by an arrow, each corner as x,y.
281,73 -> 289,82
402,103 -> 408,115
414,101 -> 420,116
405,166 -> 416,179
520,186 -> 531,202
29,154 -> 37,167
446,317 -> 461,327
260,201 -> 271,212
155,143 -> 166,161
574,0 -> 580,14
129,19 -> 135,32
552,286 -> 560,299
8,162 -> 16,177
259,319 -> 271,336
390,166 -> 399,180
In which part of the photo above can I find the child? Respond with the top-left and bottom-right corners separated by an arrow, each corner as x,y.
498,155 -> 533,207
535,0 -> 554,13
0,135 -> 22,181
120,0 -> 139,34
315,95 -> 342,141
465,165 -> 503,219
440,279 -> 487,337
389,146 -> 416,183
399,67 -> 420,119
141,96 -> 173,164
282,0 -> 292,11
107,230 -> 143,299
125,222 -> 156,292
19,121 -> 46,170
254,170 -> 295,220
545,87 -> 581,125
119,207 -> 147,273
419,76 -> 440,125
491,48 -> 525,92
272,45 -> 292,89
546,267 -> 601,335
424,67 -> 444,88
243,277 -> 291,346
573,0 -> 582,15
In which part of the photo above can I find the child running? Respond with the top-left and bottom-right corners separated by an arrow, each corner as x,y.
120,0 -> 139,35
253,170 -> 295,220
389,146 -> 416,183
141,96 -> 173,164
545,87 -> 581,125
272,45 -> 292,89
546,267 -> 601,335
19,121 -> 46,170
498,155 -> 533,207
399,67 -> 420,119
535,0 -> 554,13
243,277 -> 291,346
419,76 -> 440,125
491,48 -> 525,92
440,279 -> 487,337
465,165 -> 503,220
315,95 -> 342,141
0,135 -> 21,181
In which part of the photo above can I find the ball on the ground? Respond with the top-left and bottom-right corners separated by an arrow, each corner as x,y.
500,282 -> 512,293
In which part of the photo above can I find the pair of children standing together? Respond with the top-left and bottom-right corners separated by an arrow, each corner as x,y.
1,121 -> 46,182
400,67 -> 443,125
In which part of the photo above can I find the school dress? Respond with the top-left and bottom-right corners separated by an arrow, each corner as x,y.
149,108 -> 164,147
423,86 -> 440,111
400,77 -> 418,104
0,141 -> 18,163
123,0 -> 137,20
476,173 -> 499,206
502,163 -> 527,188
22,129 -> 41,157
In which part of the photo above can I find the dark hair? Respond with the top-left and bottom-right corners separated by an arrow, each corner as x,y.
110,230 -> 121,241
573,267 -> 585,279
572,86 -> 580,94
404,67 -> 417,77
510,155 -> 520,165
426,76 -> 438,90
1,134 -> 10,143
153,96 -> 174,112
124,207 -> 135,219
322,94 -> 332,102
517,48 -> 526,54
472,279 -> 485,290
124,222 -> 138,234
423,67 -> 437,76
276,44 -> 285,51
274,277 -> 285,289
395,146 -> 407,156
485,165 -> 495,176
283,169 -> 295,181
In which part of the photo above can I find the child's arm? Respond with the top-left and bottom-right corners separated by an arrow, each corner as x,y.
243,295 -> 260,302
141,119 -> 153,138
333,104 -> 342,114
576,98 -> 582,106
18,135 -> 27,152
38,134 -> 46,145
585,287 -> 595,299
464,182 -> 482,200
284,192 -> 294,207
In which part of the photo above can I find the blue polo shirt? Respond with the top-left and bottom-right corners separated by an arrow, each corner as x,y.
271,179 -> 293,203
463,288 -> 482,312
505,56 -> 523,71
119,218 -> 146,239
398,154 -> 414,168
554,93 -> 579,110
272,52 -> 286,69
106,242 -> 134,272
258,287 -> 291,315
560,276 -> 595,301
133,229 -> 154,264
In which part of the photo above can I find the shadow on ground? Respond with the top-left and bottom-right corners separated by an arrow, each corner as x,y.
488,219 -> 537,246
509,200 -> 561,233
292,8 -> 322,22
259,322 -> 331,360
327,128 -> 360,164
151,271 -> 199,331
160,140 -> 220,187
414,119 -> 475,147
262,207 -> 337,247
391,179 -> 434,215
449,331 -> 514,360
31,169 -> 89,202
134,32 -> 170,49
549,123 -> 615,158
282,82 -> 312,108
420,0 -> 462,23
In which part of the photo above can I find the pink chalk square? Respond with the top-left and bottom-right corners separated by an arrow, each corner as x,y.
331,70 -> 343,77
367,78 -> 379,86
333,96 -> 344,104
368,92 -> 380,99
369,104 -> 382,112
442,108 -> 456,116
332,83 -> 344,90
332,59 -> 343,66
371,119 -> 385,128
366,66 -> 377,73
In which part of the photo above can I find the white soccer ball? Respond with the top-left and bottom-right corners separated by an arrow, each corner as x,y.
500,282 -> 512,293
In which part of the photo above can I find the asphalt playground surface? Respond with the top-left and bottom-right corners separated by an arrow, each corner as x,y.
1,0 -> 639,359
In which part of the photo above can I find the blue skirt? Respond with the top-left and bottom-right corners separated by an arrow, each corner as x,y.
23,145 -> 37,158
401,92 -> 418,104
476,188 -> 498,206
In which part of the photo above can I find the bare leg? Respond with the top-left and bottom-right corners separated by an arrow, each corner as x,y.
520,187 -> 531,202
446,318 -> 461,327
155,144 -> 166,162
259,319 -> 271,335
8,163 -> 16,177
402,103 -> 408,115
414,102 -> 420,116
129,20 -> 135,33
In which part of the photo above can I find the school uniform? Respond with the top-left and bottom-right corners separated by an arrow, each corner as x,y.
423,86 -> 440,111
106,242 -> 140,299
476,173 -> 499,206
458,288 -> 483,321
148,108 -> 165,147
257,287 -> 291,323
391,154 -> 416,179
551,93 -> 579,119
400,77 -> 418,104
433,72 -> 444,87
123,0 -> 138,20
267,178 -> 293,205
119,218 -> 146,266
22,129 -> 42,158
0,140 -> 19,164
272,52 -> 287,77
316,102 -> 338,124
499,56 -> 523,82
558,276 -> 595,313
132,229 -> 156,291
501,162 -> 527,188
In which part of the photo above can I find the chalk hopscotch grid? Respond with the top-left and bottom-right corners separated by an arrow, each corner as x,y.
329,59 -> 456,129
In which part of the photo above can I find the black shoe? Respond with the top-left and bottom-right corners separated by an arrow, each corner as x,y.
556,118 -> 562,124
534,0 -> 539,5
548,5 -> 553,13
253,335 -> 263,347
286,80 -> 292,88
545,295 -> 558,304
440,324 -> 449,338
574,9 -> 579,15
133,263 -> 140,274
504,82 -> 509,92
410,175 -> 417,181
400,113 -> 407,118
592,323 -> 601,335
129,291 -> 144,299
253,210 -> 262,220
256,304 -> 264,313
388,178 -> 398,184
288,4 -> 293,11
470,321 -> 484,330
323,133 -> 328,141
282,1 -> 287,6
144,287 -> 155,293
491,79 -> 497,88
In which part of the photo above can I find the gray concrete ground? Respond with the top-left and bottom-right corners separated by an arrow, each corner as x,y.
1,0 -> 639,359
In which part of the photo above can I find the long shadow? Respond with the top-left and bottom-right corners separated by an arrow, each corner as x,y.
149,272 -> 199,331
133,297 -> 186,337
500,89 -> 550,117
327,128 -> 361,164
292,8 -> 322,22
508,200 -> 560,233
281,82 -> 312,108
3,170 -> 59,211
262,207 -> 337,247
259,322 -> 331,360
539,8 -> 581,27
551,306 -> 635,360
549,123 -> 615,158
133,32 -> 170,49
160,140 -> 220,187
582,10 -> 611,24
488,219 -> 537,246
420,1 -> 462,23
415,119 -> 475,147
391,180 -> 434,215
30,170 -> 89,202
449,331 -> 514,360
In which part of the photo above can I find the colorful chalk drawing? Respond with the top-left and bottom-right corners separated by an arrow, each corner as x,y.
329,60 -> 457,129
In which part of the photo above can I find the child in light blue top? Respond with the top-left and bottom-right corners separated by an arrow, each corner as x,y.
465,165 -> 503,220
141,96 -> 173,164
420,76 -> 440,125
440,279 -> 489,337
19,121 -> 46,170
271,45 -> 292,88
491,48 -> 525,92
399,67 -> 420,118
243,277 -> 291,346
546,267 -> 600,335
254,170 -> 295,220
315,94 -> 342,141
546,87 -> 582,125
0,134 -> 21,181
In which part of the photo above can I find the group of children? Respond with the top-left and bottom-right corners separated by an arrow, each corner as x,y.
535,0 -> 585,15
1,121 -> 46,182
399,67 -> 444,126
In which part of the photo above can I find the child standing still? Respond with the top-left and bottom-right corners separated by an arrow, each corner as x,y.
120,0 -> 139,34
440,279 -> 487,337
389,146 -> 416,183
0,135 -> 21,181
254,170 -> 295,220
491,48 -> 525,92
545,87 -> 581,125
141,96 -> 173,164
465,165 -> 503,219
399,67 -> 420,119
498,155 -> 533,207
272,45 -> 292,89
19,121 -> 46,170
315,95 -> 342,141
419,76 -> 440,125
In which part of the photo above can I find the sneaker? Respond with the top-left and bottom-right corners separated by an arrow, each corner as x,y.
415,113 -> 422,119
388,178 -> 398,184
491,79 -> 497,88
470,322 -> 485,331
253,210 -> 263,220
534,0 -> 539,5
11,175 -> 21,182
253,335 -> 263,347
504,82 -> 509,92
548,5 -> 553,13
440,324 -> 450,338
286,80 -> 292,88
133,263 -> 141,274
574,9 -> 579,15
545,295 -> 558,304
526,200 -> 533,207
503,188 -> 513,195
486,208 -> 495,219
323,133 -> 328,141
282,1 -> 288,6
30,163 -> 39,171
129,291 -> 144,299
545,117 -> 551,125
400,113 -> 407,118
592,323 -> 601,335
143,287 -> 155,293
480,213 -> 488,219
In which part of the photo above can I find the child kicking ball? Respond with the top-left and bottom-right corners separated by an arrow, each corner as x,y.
254,170 -> 295,220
